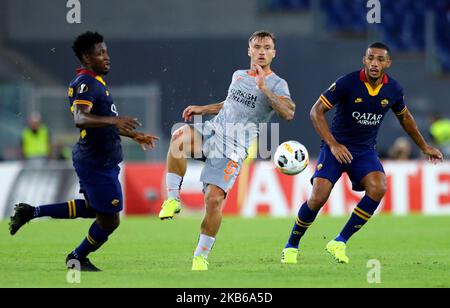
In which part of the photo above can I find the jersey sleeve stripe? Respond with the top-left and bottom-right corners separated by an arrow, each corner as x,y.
73,100 -> 93,108
320,95 -> 334,109
394,107 -> 408,116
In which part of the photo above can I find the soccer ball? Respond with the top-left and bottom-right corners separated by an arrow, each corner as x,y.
273,141 -> 309,175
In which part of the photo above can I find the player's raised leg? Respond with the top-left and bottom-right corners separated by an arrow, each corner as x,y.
327,171 -> 386,263
281,177 -> 332,264
160,125 -> 202,220
9,199 -> 96,235
192,184 -> 225,271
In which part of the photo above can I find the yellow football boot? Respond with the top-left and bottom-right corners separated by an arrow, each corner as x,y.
158,198 -> 182,220
192,255 -> 209,271
326,240 -> 349,264
281,247 -> 299,264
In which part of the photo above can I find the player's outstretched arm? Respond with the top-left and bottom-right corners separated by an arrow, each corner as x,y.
73,104 -> 141,130
182,103 -> 224,122
396,110 -> 443,163
310,98 -> 353,164
119,129 -> 160,151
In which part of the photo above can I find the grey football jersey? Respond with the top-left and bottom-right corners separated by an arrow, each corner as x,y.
207,69 -> 291,161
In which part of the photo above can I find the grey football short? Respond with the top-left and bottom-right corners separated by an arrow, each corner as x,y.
192,123 -> 242,194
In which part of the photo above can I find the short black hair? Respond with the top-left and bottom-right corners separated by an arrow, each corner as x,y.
72,31 -> 104,62
367,42 -> 391,57
248,30 -> 276,46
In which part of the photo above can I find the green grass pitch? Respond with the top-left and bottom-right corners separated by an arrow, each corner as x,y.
0,215 -> 449,288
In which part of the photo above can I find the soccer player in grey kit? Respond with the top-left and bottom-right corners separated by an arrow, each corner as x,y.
159,31 -> 296,270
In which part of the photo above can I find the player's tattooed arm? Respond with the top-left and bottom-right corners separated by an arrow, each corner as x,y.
396,110 -> 443,163
182,102 -> 224,122
254,64 -> 295,121
310,98 -> 353,164
261,89 -> 295,121
73,104 -> 140,130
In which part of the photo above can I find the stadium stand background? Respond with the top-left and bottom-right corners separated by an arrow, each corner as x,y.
1,0 -> 449,161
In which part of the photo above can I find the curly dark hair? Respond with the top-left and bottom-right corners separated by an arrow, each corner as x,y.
72,31 -> 104,62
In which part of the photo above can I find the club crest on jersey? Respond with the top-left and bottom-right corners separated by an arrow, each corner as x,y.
317,163 -> 323,171
77,84 -> 89,94
381,99 -> 389,108
354,98 -> 364,104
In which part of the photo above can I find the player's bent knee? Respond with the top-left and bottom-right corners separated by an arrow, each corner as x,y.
172,125 -> 192,142
170,125 -> 193,157
307,195 -> 327,211
170,128 -> 185,148
87,210 -> 96,219
205,191 -> 225,211
366,183 -> 387,200
205,195 -> 223,209
112,217 -> 121,230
